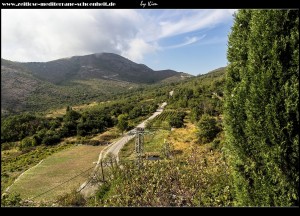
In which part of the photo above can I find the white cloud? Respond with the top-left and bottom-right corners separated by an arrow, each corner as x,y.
139,9 -> 235,42
121,38 -> 159,62
165,35 -> 206,49
158,10 -> 230,39
1,9 -> 235,63
1,9 -> 143,62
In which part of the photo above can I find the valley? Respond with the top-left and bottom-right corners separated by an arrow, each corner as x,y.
1,64 -> 228,206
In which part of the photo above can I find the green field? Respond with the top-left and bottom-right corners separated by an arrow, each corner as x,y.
147,110 -> 177,129
1,144 -> 72,195
119,129 -> 170,162
8,145 -> 105,203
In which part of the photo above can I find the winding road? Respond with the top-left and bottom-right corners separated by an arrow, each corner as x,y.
78,102 -> 167,195
97,101 -> 167,163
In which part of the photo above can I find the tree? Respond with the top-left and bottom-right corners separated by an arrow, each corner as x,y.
42,130 -> 61,145
1,114 -> 45,142
168,112 -> 185,128
64,109 -> 81,122
20,137 -> 37,150
225,9 -> 299,206
117,114 -> 128,134
197,114 -> 219,144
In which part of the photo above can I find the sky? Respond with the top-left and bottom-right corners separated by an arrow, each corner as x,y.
1,9 -> 236,75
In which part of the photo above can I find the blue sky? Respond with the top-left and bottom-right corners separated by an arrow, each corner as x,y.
2,9 -> 236,75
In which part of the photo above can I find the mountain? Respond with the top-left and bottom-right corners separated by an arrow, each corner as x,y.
1,59 -> 43,114
1,53 -> 192,114
20,53 -> 189,84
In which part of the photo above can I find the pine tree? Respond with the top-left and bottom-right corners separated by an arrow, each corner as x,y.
225,9 -> 299,206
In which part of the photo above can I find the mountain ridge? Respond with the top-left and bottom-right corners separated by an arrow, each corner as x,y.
1,53 -> 192,114
8,53 -> 191,84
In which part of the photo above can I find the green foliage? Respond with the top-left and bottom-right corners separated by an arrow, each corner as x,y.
64,108 -> 81,122
76,109 -> 113,136
1,114 -> 49,143
95,183 -> 111,201
146,110 -> 182,130
167,68 -> 226,122
1,192 -> 22,207
197,114 -> 220,144
56,189 -> 86,206
20,137 -> 37,150
42,130 -> 61,146
225,9 -> 299,206
168,112 -> 186,128
117,114 -> 129,134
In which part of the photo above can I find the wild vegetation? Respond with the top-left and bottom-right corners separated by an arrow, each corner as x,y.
90,149 -> 234,207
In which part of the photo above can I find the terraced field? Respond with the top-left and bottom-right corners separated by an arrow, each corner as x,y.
8,145 -> 105,203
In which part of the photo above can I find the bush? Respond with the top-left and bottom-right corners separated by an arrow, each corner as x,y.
20,137 -> 37,150
168,112 -> 185,128
1,114 -> 49,143
1,193 -> 22,207
211,139 -> 221,150
95,183 -> 111,201
82,140 -> 101,146
42,131 -> 61,145
117,114 -> 129,134
56,189 -> 86,206
197,114 -> 219,144
1,142 -> 16,151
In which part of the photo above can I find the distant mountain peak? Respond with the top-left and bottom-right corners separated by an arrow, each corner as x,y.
8,52 -> 191,85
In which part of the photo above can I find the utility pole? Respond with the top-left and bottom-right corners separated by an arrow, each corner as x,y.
135,127 -> 144,169
128,127 -> 146,168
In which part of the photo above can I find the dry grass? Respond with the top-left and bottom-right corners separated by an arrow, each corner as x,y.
90,127 -> 120,143
8,145 -> 104,203
45,101 -> 99,118
167,122 -> 198,154
144,130 -> 170,153
119,138 -> 136,162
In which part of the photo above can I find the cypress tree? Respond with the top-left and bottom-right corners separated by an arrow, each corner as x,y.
225,9 -> 299,206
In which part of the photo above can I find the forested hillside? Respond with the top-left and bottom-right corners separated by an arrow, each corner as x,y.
1,53 -> 191,114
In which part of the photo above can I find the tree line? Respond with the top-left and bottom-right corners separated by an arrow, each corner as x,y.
1,97 -> 159,150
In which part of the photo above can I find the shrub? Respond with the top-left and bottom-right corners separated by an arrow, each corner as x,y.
56,189 -> 86,206
20,137 -> 37,150
1,193 -> 22,207
168,112 -> 185,128
197,114 -> 220,144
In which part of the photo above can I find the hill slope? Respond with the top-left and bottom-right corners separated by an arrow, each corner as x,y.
20,53 -> 187,84
1,53 -> 191,114
1,59 -> 44,113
